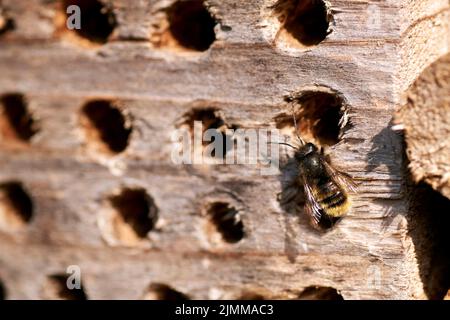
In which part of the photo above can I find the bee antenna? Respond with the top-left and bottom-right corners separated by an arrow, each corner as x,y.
269,141 -> 298,150
291,105 -> 305,145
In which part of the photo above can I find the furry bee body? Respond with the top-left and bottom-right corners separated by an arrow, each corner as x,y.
295,142 -> 355,228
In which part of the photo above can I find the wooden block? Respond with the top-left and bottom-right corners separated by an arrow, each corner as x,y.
0,0 -> 449,300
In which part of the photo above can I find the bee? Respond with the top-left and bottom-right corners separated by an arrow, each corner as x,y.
277,115 -> 356,230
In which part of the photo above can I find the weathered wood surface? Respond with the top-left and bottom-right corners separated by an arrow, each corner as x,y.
0,0 -> 449,300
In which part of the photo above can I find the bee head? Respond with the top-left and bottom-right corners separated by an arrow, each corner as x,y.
295,142 -> 318,160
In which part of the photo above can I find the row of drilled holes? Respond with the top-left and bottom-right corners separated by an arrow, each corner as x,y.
0,0 -> 332,51
0,182 -> 244,245
0,275 -> 342,300
0,184 -> 340,300
0,91 -> 347,156
0,89 -> 347,243
0,95 -> 132,154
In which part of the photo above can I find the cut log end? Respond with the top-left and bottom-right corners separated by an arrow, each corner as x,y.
396,53 -> 450,200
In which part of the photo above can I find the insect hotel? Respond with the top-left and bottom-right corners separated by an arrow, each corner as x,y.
0,0 -> 449,300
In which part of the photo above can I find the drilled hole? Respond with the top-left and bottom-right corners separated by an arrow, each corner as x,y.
396,53 -> 450,200
298,286 -> 343,300
0,8 -> 14,36
144,283 -> 189,300
0,280 -> 5,300
103,188 -> 158,245
0,93 -> 38,143
275,88 -> 349,146
271,0 -> 332,47
153,0 -> 216,52
80,100 -> 132,155
44,275 -> 87,300
180,107 -> 233,159
0,182 -> 33,231
204,202 -> 245,244
59,0 -> 116,44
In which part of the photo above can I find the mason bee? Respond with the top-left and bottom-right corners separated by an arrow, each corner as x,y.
277,116 -> 356,229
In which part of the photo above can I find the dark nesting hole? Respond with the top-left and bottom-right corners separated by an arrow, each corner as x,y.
276,154 -> 344,233
80,100 -> 132,154
162,0 -> 216,51
0,181 -> 33,229
272,0 -> 331,46
298,286 -> 343,300
0,280 -> 5,300
109,188 -> 158,239
0,93 -> 38,143
45,275 -> 87,300
205,202 -> 245,243
238,292 -> 266,300
61,0 -> 116,44
275,90 -> 348,146
146,283 -> 189,300
0,8 -> 15,36
180,107 -> 233,159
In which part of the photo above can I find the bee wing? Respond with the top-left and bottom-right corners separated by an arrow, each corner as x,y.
301,175 -> 323,226
322,160 -> 358,193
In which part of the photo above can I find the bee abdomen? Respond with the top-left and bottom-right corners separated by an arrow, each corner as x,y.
317,181 -> 349,217
320,191 -> 346,208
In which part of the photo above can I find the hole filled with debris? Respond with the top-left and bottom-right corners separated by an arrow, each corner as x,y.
0,181 -> 33,231
43,275 -> 87,300
298,286 -> 343,300
152,0 -> 216,52
144,283 -> 189,300
80,100 -> 132,155
275,88 -> 349,146
204,201 -> 245,244
58,0 -> 116,44
271,0 -> 332,48
0,93 -> 38,144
